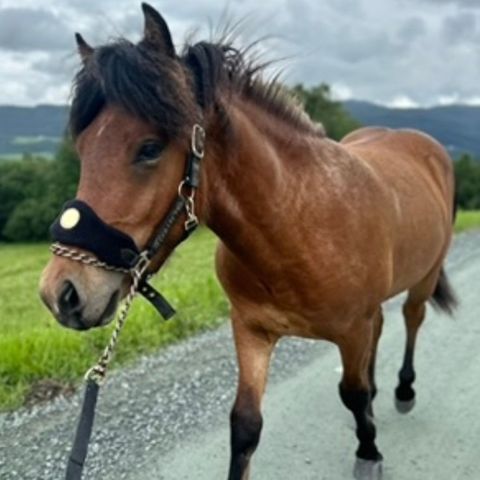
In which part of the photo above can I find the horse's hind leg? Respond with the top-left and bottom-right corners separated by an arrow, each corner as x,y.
395,265 -> 446,413
338,316 -> 383,480
228,314 -> 277,480
367,308 -> 384,417
394,296 -> 426,413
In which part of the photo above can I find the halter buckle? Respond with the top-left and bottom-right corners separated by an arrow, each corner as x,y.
184,194 -> 199,231
178,181 -> 199,232
191,124 -> 206,159
185,216 -> 199,232
132,251 -> 151,278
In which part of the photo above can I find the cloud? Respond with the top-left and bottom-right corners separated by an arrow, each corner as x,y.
0,51 -> 72,105
0,0 -> 478,107
331,83 -> 354,101
418,0 -> 480,7
442,12 -> 478,44
398,17 -> 427,42
0,8 -> 71,52
388,95 -> 420,109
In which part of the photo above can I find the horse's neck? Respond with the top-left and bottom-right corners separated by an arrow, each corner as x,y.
199,100 -> 325,262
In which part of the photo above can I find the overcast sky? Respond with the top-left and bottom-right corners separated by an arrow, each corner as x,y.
0,0 -> 479,107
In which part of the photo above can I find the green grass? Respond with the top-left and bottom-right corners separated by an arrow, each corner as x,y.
455,210 -> 480,233
0,229 -> 228,411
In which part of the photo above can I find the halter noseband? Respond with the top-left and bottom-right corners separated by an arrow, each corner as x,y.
50,123 -> 206,320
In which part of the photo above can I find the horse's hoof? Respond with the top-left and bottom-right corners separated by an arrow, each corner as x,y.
353,458 -> 383,480
395,397 -> 415,414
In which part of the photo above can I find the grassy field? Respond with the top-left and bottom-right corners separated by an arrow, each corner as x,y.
0,212 -> 479,411
454,210 -> 480,233
0,229 -> 228,411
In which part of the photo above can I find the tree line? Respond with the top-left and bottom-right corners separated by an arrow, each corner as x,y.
0,142 -> 79,242
0,84 -> 479,242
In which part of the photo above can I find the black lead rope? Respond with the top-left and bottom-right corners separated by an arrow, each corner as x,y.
65,381 -> 99,480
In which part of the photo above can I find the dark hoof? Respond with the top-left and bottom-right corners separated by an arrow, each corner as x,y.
395,396 -> 416,414
353,458 -> 383,480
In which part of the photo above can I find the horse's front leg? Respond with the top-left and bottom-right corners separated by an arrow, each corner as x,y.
228,312 -> 277,480
338,318 -> 383,480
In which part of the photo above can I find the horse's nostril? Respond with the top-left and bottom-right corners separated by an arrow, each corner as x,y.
58,280 -> 82,316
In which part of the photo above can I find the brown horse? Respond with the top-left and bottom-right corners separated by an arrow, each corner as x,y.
39,4 -> 457,480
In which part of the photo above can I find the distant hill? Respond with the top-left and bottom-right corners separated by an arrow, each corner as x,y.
0,105 -> 68,159
343,100 -> 480,158
0,102 -> 478,159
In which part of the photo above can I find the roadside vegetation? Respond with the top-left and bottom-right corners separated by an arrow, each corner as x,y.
455,210 -> 480,233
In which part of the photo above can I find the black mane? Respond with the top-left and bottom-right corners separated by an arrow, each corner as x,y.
70,39 -> 194,138
70,39 -> 322,139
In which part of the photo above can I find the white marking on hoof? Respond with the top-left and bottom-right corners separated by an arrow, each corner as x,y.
395,397 -> 416,414
354,458 -> 383,480
60,208 -> 81,229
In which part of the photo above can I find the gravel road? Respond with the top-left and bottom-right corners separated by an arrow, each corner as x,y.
1,231 -> 479,480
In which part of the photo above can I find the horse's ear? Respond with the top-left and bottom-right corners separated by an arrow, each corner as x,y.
75,33 -> 94,63
141,3 -> 175,57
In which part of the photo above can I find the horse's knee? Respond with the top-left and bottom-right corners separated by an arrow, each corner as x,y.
230,404 -> 263,455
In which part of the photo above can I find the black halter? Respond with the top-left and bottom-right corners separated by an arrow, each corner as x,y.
50,123 -> 206,320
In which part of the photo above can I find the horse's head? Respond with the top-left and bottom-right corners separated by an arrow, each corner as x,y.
40,4 -> 203,330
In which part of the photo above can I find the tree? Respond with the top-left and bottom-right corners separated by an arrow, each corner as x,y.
454,154 -> 480,210
0,157 -> 52,239
292,83 -> 361,140
0,136 -> 79,242
3,197 -> 60,241
50,137 -> 80,202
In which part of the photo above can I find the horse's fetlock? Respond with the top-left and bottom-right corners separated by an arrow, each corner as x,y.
398,366 -> 415,386
230,406 -> 263,454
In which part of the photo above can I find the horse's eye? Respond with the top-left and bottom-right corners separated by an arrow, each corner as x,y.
135,141 -> 165,164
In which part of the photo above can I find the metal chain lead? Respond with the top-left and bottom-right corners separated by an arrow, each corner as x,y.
50,243 -> 130,274
85,256 -> 149,384
51,243 -> 150,385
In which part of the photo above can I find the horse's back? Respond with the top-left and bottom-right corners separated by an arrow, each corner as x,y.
340,126 -> 455,296
341,126 -> 453,179
340,126 -> 391,146
341,126 -> 454,205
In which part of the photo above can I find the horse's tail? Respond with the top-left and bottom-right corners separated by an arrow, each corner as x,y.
429,183 -> 458,316
429,268 -> 457,315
